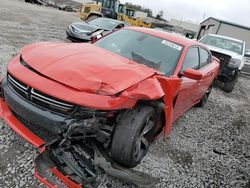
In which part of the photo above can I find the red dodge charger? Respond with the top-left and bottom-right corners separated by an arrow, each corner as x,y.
0,27 -> 219,187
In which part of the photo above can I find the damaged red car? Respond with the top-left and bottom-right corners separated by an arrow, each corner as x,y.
0,27 -> 219,187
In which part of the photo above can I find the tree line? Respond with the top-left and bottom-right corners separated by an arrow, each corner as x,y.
124,2 -> 153,17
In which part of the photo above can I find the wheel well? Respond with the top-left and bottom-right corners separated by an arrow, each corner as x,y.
137,100 -> 166,137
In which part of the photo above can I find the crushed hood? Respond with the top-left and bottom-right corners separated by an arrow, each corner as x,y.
21,42 -> 157,95
205,45 -> 243,60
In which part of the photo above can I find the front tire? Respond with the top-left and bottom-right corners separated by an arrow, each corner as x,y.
111,105 -> 156,168
223,77 -> 237,93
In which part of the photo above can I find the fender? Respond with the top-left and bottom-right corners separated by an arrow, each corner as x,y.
121,74 -> 181,137
156,75 -> 181,136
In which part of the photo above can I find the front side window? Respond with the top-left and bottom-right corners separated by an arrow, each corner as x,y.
95,29 -> 183,76
181,47 -> 199,72
200,48 -> 211,68
102,0 -> 116,10
200,35 -> 243,55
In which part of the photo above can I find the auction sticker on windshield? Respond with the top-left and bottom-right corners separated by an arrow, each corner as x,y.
162,40 -> 182,51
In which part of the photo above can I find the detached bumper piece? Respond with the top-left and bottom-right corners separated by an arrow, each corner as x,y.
35,147 -> 96,188
35,143 -> 158,188
93,145 -> 159,188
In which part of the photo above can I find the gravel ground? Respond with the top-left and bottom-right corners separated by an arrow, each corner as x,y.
0,0 -> 249,187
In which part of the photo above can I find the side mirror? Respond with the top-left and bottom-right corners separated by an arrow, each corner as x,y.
244,53 -> 250,58
183,68 -> 203,80
245,49 -> 250,57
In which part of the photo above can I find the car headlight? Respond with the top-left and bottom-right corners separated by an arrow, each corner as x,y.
71,25 -> 80,33
228,58 -> 241,68
71,25 -> 88,34
91,30 -> 104,37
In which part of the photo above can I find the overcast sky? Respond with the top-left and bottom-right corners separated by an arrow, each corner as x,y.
121,0 -> 250,26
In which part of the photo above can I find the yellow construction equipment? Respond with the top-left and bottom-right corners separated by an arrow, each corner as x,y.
117,4 -> 151,28
78,0 -> 151,28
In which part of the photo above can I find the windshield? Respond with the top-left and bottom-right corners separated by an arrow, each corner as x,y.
94,29 -> 183,76
102,0 -> 116,10
88,18 -> 118,30
200,35 -> 243,54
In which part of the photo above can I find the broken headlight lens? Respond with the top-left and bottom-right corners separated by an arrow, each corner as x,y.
228,58 -> 241,68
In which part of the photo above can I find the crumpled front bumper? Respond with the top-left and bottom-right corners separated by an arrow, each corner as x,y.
0,97 -> 87,187
0,77 -> 159,188
0,97 -> 45,148
0,77 -> 84,187
0,75 -> 45,148
0,95 -> 159,188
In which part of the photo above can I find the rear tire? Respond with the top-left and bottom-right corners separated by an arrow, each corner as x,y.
111,105 -> 156,168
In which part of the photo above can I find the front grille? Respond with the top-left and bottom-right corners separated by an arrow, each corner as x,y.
7,74 -> 76,115
211,51 -> 231,69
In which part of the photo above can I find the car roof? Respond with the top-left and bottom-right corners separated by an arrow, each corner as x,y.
126,27 -> 203,48
205,34 -> 244,43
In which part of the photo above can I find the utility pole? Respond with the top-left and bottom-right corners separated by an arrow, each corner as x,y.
203,13 -> 206,20
179,16 -> 183,27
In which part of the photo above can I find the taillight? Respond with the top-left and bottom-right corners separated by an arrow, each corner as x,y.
90,36 -> 98,43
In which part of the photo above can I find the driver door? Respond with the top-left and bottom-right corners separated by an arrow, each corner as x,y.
173,47 -> 201,120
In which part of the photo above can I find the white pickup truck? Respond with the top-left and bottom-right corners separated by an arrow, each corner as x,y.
199,34 -> 246,92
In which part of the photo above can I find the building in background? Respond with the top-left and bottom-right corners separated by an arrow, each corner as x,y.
167,19 -> 199,38
144,16 -> 168,28
196,17 -> 250,48
134,10 -> 148,18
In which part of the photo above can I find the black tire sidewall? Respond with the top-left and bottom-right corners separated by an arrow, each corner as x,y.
111,105 -> 156,167
223,77 -> 237,93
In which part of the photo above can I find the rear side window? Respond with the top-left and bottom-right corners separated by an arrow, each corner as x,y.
200,48 -> 211,67
181,47 -> 199,72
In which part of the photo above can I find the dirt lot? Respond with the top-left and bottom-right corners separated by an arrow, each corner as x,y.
0,0 -> 249,187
